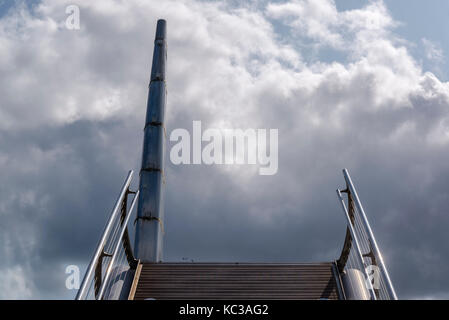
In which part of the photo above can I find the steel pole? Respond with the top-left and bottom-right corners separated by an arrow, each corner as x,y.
134,19 -> 167,262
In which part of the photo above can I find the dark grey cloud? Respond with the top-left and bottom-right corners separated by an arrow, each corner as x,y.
0,0 -> 448,300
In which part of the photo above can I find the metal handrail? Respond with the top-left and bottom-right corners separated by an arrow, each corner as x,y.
97,190 -> 140,299
337,189 -> 377,300
76,170 -> 134,300
342,169 -> 398,300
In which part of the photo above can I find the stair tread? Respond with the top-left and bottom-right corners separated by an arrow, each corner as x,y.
132,262 -> 341,300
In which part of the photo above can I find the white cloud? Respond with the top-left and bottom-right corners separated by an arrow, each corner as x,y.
422,38 -> 444,64
266,0 -> 396,50
1,0 -> 446,131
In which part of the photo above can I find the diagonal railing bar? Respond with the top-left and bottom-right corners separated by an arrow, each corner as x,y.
97,190 -> 139,300
337,189 -> 377,300
342,169 -> 397,300
76,170 -> 138,300
336,169 -> 398,300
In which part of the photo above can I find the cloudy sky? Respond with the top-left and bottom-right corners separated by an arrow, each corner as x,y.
0,0 -> 449,300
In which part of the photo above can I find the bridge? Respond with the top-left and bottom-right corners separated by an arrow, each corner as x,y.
75,20 -> 397,301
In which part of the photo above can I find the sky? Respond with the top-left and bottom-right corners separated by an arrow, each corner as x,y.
0,0 -> 448,300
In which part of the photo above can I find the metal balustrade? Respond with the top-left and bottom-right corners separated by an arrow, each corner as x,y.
336,169 -> 398,300
76,170 -> 139,300
76,169 -> 398,300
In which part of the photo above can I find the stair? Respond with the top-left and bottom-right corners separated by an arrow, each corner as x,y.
129,262 -> 342,300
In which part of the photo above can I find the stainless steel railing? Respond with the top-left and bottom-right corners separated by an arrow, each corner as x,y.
76,170 -> 139,300
336,169 -> 398,300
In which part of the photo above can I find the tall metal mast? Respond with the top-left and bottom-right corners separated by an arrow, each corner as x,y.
134,19 -> 167,262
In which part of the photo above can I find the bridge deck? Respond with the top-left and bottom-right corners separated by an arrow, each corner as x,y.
129,262 -> 343,300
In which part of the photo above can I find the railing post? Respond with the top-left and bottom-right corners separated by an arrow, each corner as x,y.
342,169 -> 398,300
76,170 -> 134,300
